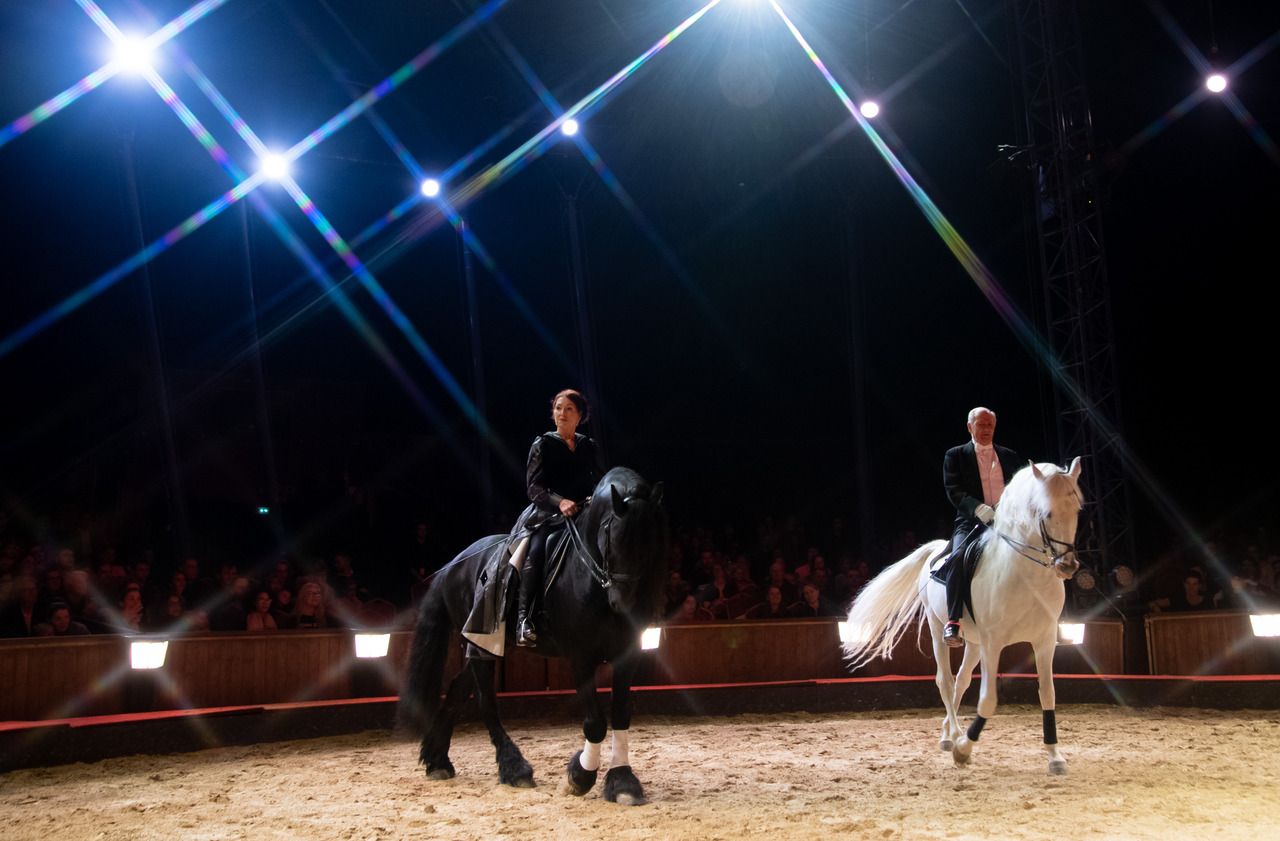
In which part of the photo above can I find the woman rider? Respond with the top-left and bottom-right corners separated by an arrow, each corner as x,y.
515,389 -> 603,646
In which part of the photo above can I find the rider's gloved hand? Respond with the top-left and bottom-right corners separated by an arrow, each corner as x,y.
975,504 -> 995,524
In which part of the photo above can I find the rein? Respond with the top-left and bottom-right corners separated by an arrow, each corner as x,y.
562,496 -> 646,590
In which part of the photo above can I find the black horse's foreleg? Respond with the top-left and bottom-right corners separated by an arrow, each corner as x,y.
470,659 -> 534,788
421,664 -> 474,779
566,656 -> 606,796
602,653 -> 646,806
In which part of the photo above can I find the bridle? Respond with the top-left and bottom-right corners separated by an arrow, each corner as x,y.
995,487 -> 1081,570
563,495 -> 646,590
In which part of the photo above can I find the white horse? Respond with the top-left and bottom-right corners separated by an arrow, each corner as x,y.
843,459 -> 1083,774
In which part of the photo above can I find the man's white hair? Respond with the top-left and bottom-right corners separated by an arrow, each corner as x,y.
967,406 -> 996,425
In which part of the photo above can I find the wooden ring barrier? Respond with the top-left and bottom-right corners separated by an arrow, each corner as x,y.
0,617 -> 1137,723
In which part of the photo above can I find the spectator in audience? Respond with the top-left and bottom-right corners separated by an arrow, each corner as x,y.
209,575 -> 249,631
152,594 -> 186,631
742,585 -> 788,620
36,602 -> 90,636
0,575 -> 40,637
271,587 -> 294,627
789,582 -> 839,618
169,570 -> 190,610
664,570 -> 690,618
763,558 -> 798,605
1149,569 -> 1213,613
63,569 -> 101,630
288,580 -> 335,629
695,564 -> 735,612
115,583 -> 144,633
246,590 -> 278,632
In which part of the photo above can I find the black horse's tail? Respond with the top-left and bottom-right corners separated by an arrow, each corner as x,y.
397,579 -> 452,736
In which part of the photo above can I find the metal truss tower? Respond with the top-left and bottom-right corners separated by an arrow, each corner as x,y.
1010,0 -> 1136,573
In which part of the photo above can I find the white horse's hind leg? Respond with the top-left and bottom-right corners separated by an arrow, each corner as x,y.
1033,637 -> 1067,775
953,642 -> 1000,766
928,615 -> 960,752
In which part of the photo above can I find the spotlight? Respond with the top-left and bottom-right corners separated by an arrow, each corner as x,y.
112,35 -> 156,75
1250,614 -> 1280,637
419,178 -> 441,198
859,101 -> 880,119
640,626 -> 662,651
354,633 -> 390,658
837,620 -> 870,644
259,153 -> 290,181
1205,73 -> 1228,94
1073,568 -> 1096,592
256,506 -> 270,516
130,639 -> 169,670
561,118 -> 580,137
1057,623 -> 1085,645
1111,564 -> 1135,590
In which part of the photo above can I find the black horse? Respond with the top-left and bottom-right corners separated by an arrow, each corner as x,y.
400,467 -> 667,804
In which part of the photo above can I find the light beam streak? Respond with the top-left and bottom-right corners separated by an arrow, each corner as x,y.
768,0 -> 1214,572
0,0 -> 232,149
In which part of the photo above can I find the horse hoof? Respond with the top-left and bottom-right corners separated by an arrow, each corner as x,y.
507,774 -> 536,789
603,765 -> 647,806
425,764 -> 455,780
566,750 -> 598,796
952,737 -> 973,766
1048,759 -> 1067,776
940,739 -> 954,752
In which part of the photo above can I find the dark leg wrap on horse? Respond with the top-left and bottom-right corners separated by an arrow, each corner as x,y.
566,750 -> 599,796
603,765 -> 647,805
966,715 -> 987,742
1042,709 -> 1058,745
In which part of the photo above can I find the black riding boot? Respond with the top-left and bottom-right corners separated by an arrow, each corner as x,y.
517,533 -> 544,647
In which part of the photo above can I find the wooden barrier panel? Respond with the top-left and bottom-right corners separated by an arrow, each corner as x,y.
1144,610 -> 1279,675
0,617 -> 1126,722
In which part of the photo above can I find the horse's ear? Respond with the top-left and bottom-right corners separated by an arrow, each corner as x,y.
1067,456 -> 1082,480
650,482 -> 664,507
1030,461 -> 1046,481
610,484 -> 628,514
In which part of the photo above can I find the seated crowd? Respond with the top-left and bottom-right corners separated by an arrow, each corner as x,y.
1,512 -> 1276,639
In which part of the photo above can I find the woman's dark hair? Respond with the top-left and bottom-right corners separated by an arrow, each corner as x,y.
551,389 -> 590,423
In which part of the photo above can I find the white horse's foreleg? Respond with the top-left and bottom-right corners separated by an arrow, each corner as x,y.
949,642 -> 981,733
1033,637 -> 1067,775
953,642 -> 1000,766
928,615 -> 960,751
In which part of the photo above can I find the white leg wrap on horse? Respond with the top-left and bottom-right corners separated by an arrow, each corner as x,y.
611,730 -> 630,767
580,739 -> 602,772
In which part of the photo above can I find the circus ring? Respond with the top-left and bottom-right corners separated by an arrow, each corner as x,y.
3,615 -> 1279,841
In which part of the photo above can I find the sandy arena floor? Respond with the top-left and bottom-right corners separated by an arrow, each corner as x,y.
2,705 -> 1278,841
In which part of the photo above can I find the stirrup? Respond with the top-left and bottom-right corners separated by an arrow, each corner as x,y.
516,616 -> 537,647
943,621 -> 964,648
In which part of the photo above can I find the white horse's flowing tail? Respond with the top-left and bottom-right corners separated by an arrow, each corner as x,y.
843,539 -> 948,670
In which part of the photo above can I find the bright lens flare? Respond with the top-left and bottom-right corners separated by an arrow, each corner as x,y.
420,178 -> 441,197
112,35 -> 156,74
859,101 -> 880,119
561,118 -> 580,136
838,621 -> 870,645
354,633 -> 391,658
640,626 -> 662,650
1058,623 -> 1086,645
1250,614 -> 1280,637
130,640 -> 169,669
260,153 -> 290,181
1205,73 -> 1228,93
